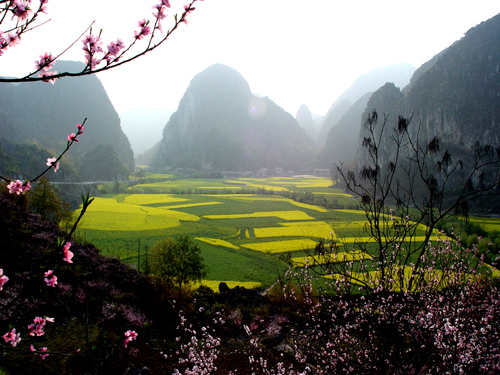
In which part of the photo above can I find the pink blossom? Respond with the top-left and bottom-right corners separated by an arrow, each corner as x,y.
39,347 -> 49,360
0,33 -> 6,55
3,328 -> 21,347
82,33 -> 103,69
12,0 -> 32,22
39,70 -> 57,84
28,316 -> 54,337
105,39 -> 125,64
22,180 -> 31,193
7,31 -> 21,47
30,345 -> 49,359
82,34 -> 103,55
0,269 -> 8,291
46,157 -> 60,172
40,1 -> 48,13
183,4 -> 195,14
63,242 -> 74,263
35,52 -> 55,72
124,330 -> 138,348
134,19 -> 151,40
107,39 -> 124,56
44,270 -> 58,287
7,180 -> 22,194
153,4 -> 167,21
76,123 -> 84,133
67,133 -> 79,142
7,180 -> 31,195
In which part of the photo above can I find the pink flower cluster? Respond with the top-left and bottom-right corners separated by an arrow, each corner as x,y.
82,33 -> 104,69
1,0 -> 48,57
12,0 -> 33,22
105,39 -> 125,65
44,270 -> 57,287
30,345 -> 49,360
171,310 -> 222,375
28,316 -> 54,337
6,179 -> 31,195
0,31 -> 21,56
35,52 -> 57,84
67,123 -> 84,144
134,19 -> 151,40
124,330 -> 138,348
46,157 -> 59,172
3,329 -> 21,347
0,269 -> 8,291
63,242 -> 74,263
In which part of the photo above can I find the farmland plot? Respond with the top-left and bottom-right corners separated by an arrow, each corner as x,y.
254,221 -> 335,239
78,197 -> 199,231
240,239 -> 319,253
78,176 -> 446,288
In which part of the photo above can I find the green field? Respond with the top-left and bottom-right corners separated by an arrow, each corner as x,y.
75,176 -> 499,290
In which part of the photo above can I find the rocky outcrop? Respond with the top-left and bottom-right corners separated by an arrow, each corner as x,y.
358,13 -> 500,167
296,104 -> 318,140
316,92 -> 372,168
316,63 -> 416,146
153,64 -> 315,172
354,13 -> 500,209
0,60 -> 134,172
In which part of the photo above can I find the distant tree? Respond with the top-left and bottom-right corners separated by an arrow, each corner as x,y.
150,236 -> 207,300
28,176 -> 73,227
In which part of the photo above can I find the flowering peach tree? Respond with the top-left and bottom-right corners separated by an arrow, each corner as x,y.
0,0 -> 202,83
0,0 -> 203,362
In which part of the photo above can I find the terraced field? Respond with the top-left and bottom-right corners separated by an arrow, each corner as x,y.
76,175 -> 459,291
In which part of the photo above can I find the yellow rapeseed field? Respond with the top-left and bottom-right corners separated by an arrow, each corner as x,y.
338,235 -> 431,244
203,211 -> 315,221
195,237 -> 240,250
254,221 -> 335,239
291,251 -> 373,267
77,197 -> 199,231
333,209 -> 367,215
229,196 -> 328,212
122,194 -> 188,205
161,202 -> 223,209
241,239 -> 319,253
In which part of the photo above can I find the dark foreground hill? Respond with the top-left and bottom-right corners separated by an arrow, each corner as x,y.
0,192 -> 499,374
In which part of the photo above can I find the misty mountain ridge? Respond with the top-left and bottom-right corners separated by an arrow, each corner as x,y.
0,60 -> 134,181
315,63 -> 416,146
359,12 -> 500,156
355,13 -> 500,210
295,104 -> 319,140
151,63 -> 316,173
316,92 -> 372,169
1,11 -> 499,189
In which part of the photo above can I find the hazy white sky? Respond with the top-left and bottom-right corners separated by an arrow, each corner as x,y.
2,0 -> 500,118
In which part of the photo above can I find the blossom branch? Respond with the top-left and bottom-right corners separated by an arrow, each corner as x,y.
0,0 -> 203,83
